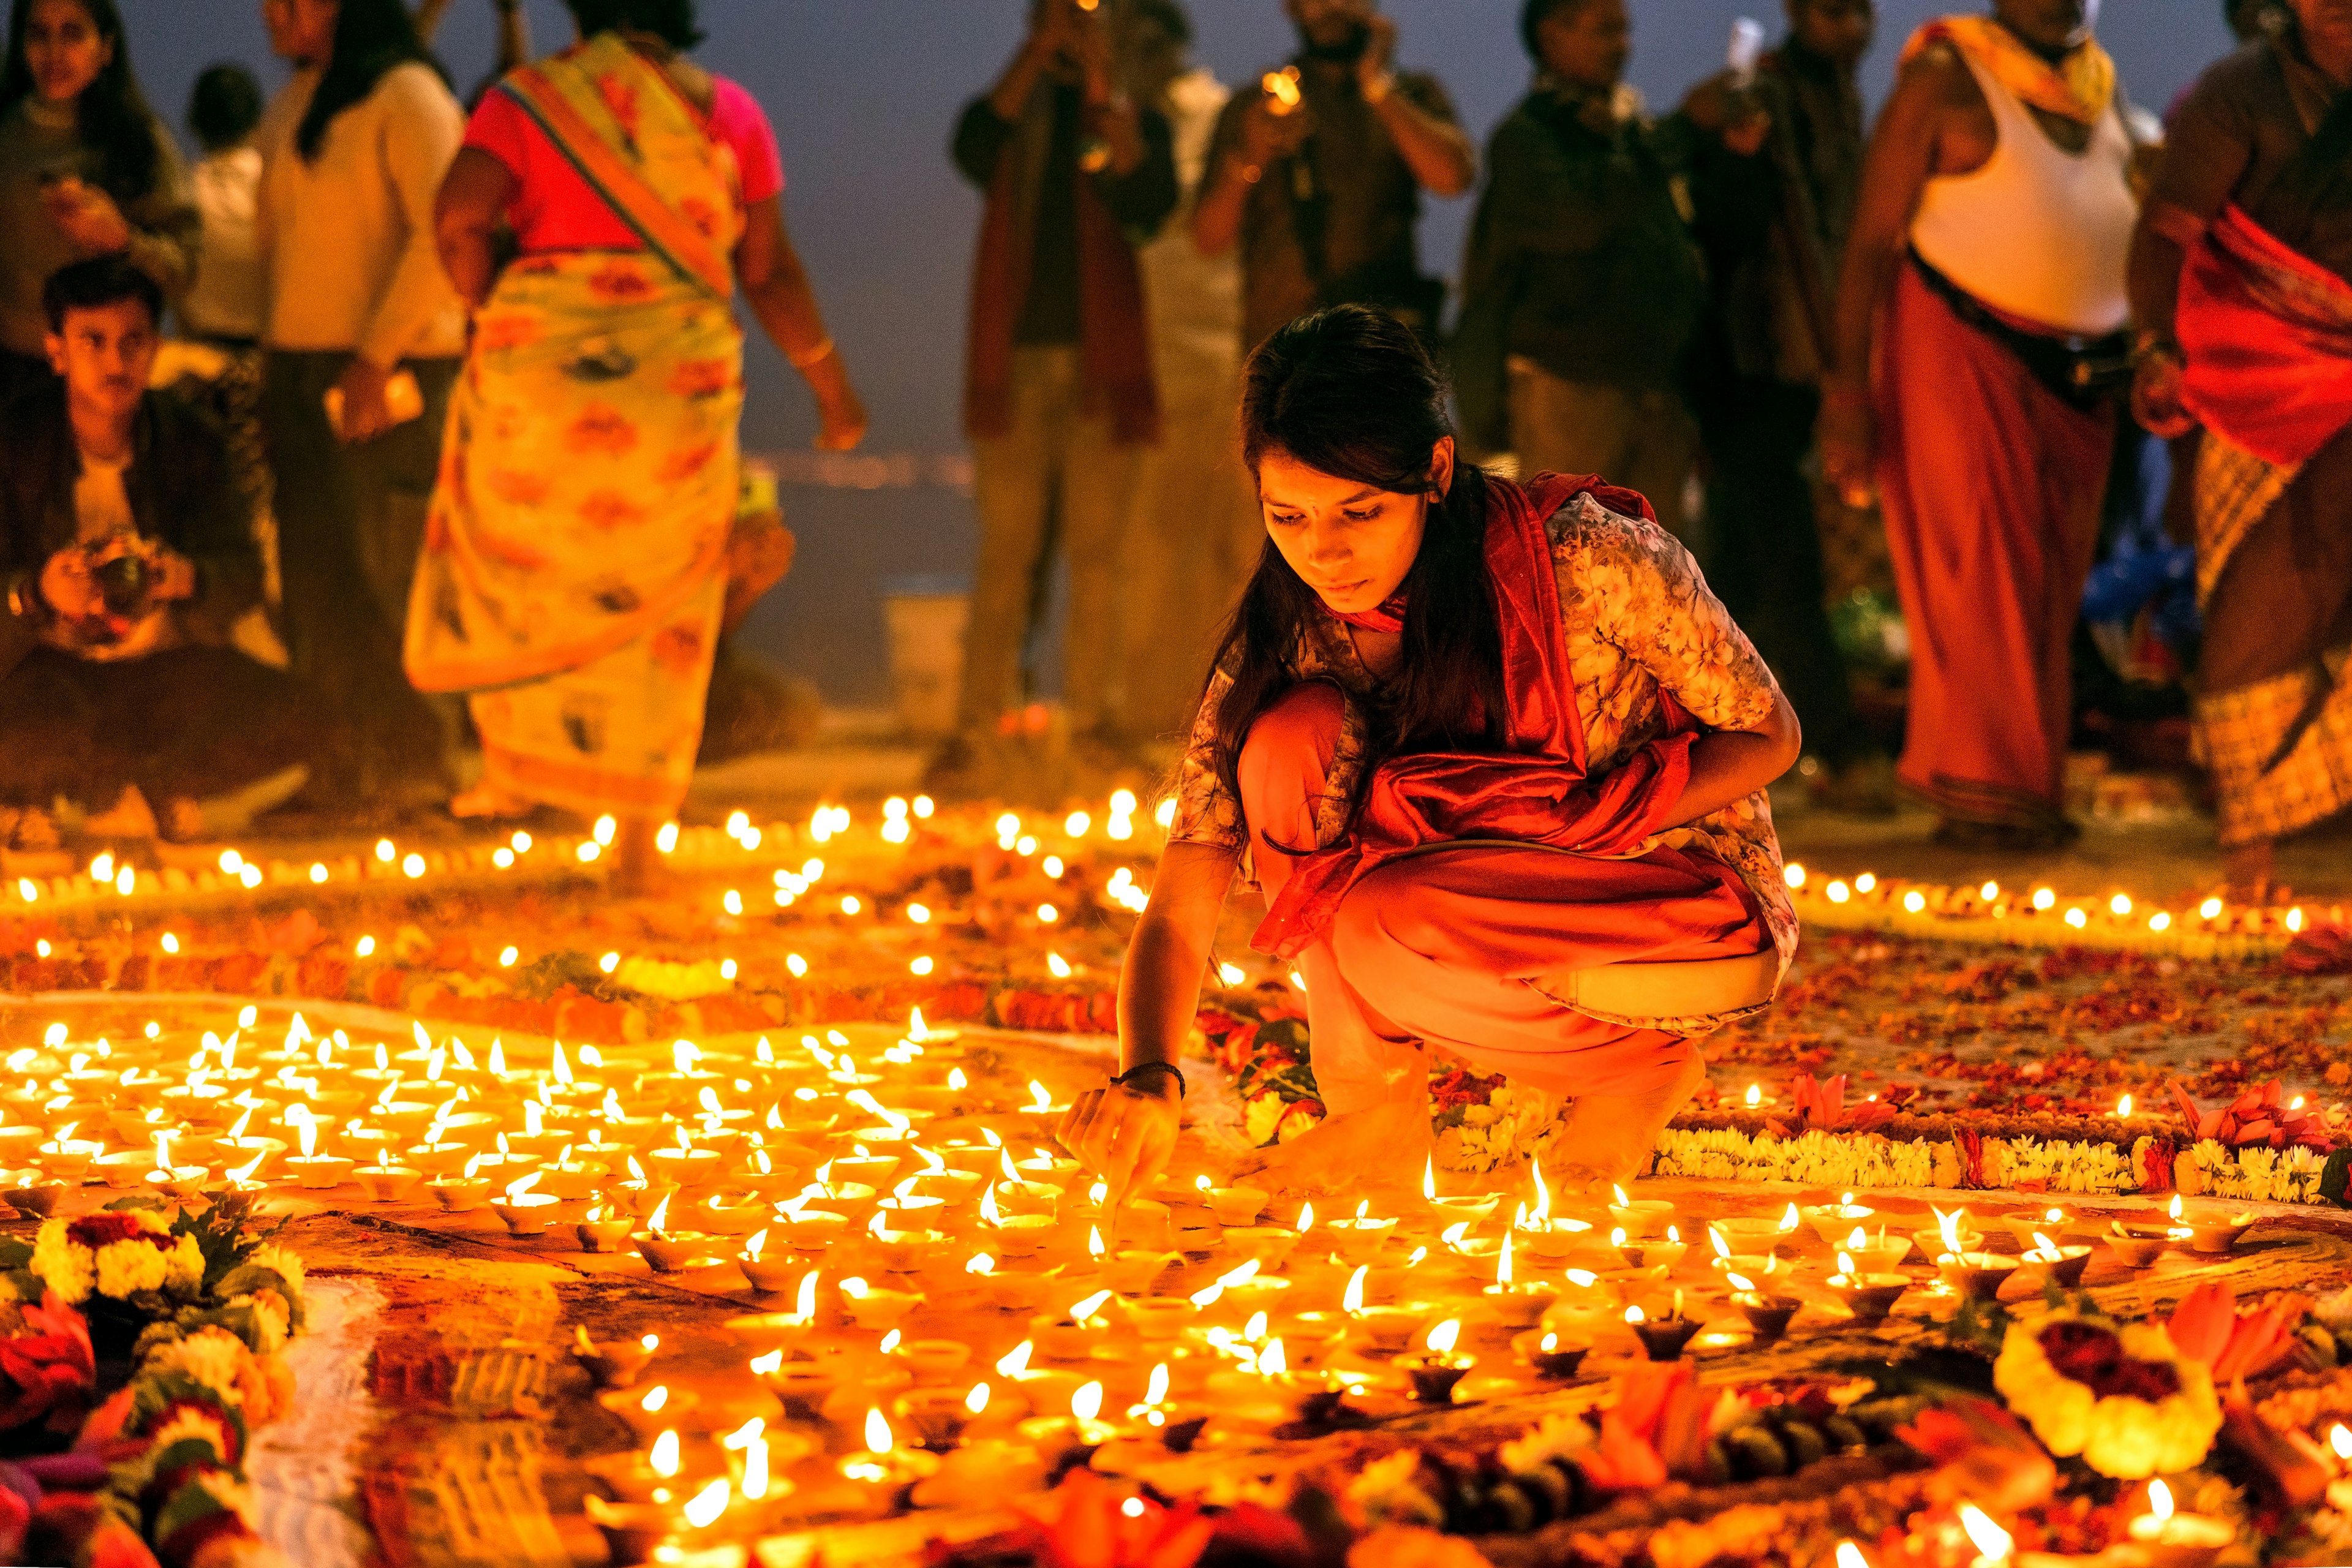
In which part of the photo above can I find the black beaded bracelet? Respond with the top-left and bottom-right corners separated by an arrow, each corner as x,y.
1113,1061 -> 1186,1100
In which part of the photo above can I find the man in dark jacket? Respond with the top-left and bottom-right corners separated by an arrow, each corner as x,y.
1691,0 -> 1889,809
942,0 -> 1179,791
1457,0 -> 1755,537
0,257 -> 323,845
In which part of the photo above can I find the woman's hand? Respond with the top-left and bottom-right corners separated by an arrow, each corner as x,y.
1231,1101 -> 1430,1204
43,179 -> 130,257
804,355 -> 868,452
1058,1077 -> 1181,1199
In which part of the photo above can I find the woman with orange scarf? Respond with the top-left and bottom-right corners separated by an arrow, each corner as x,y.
416,0 -> 862,893
1057,307 -> 1801,1205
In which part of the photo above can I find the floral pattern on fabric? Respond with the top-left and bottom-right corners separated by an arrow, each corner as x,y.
1169,491 -> 1796,977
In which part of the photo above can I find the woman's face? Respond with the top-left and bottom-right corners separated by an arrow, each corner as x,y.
262,0 -> 338,66
20,0 -> 110,107
1258,439 -> 1453,619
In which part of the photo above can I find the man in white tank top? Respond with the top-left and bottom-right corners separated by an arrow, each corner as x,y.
1820,2 -> 2141,850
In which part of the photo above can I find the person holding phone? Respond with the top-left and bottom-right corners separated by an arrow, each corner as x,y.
255,0 -> 467,810
0,0 -> 198,405
1193,0 -> 1476,352
934,0 -> 1180,796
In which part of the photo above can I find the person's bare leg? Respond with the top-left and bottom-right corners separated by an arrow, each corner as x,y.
608,816 -> 667,900
1550,1050 -> 1709,1194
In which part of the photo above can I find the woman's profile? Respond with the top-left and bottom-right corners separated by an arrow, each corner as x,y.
1060,305 -> 1801,1204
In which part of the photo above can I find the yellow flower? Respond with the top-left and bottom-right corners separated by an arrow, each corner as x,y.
1994,1314 -> 2221,1479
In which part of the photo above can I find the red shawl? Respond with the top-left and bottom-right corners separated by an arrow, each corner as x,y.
1252,472 -> 1701,960
2179,203 -> 2352,468
963,92 -> 1159,447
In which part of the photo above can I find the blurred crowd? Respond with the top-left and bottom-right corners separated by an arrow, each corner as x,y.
0,0 -> 2347,902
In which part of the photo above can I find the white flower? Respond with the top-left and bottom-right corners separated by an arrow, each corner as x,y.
144,1326 -> 250,1404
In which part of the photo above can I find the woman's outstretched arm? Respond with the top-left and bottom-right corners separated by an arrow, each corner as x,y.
1058,841 -> 1237,1196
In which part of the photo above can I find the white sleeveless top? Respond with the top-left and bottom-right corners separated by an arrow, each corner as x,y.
1909,47 -> 2137,336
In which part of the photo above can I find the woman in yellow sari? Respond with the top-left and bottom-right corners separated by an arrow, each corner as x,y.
418,0 -> 863,892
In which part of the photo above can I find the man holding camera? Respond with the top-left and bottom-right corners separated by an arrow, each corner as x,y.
0,256 -> 322,847
1194,0 -> 1476,349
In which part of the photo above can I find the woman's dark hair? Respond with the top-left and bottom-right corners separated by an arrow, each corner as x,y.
564,0 -> 706,50
1207,305 -> 1504,814
0,0 -> 162,200
296,0 -> 446,162
187,61 -> 261,153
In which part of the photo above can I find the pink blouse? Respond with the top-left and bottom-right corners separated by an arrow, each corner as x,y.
463,72 -> 785,255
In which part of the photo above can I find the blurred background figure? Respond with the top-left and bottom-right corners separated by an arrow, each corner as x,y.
1112,0 -> 1259,745
935,0 -> 1178,795
418,0 -> 864,894
179,62 -> 264,349
1823,0 -> 2141,850
255,0 -> 466,812
2133,0 -> 2352,900
0,0 -> 195,405
1194,0 -> 1474,350
1457,0 -> 1742,538
1687,0 -> 1892,811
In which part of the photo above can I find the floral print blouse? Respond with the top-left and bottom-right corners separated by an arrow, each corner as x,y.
1169,491 -> 1798,1002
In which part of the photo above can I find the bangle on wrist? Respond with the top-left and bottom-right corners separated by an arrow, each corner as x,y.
1113,1061 -> 1186,1100
788,335 -> 837,370
1362,71 -> 1395,106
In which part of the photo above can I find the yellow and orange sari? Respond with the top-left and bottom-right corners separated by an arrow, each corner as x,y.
406,32 -> 745,818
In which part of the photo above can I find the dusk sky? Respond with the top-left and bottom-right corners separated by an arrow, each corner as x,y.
124,1 -> 2239,703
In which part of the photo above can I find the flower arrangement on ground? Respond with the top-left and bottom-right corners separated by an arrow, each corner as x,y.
1992,1310 -> 2222,1478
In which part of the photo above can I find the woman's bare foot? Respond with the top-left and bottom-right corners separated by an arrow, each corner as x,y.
2222,843 -> 2282,907
450,784 -> 535,821
1548,1053 -> 1709,1194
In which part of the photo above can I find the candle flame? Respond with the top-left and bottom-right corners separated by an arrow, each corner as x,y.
1069,1289 -> 1112,1322
744,1229 -> 767,1262
1497,1229 -> 1513,1286
1837,1251 -> 1856,1276
2331,1423 -> 2352,1460
1422,1155 -> 1436,1202
682,1477 -> 729,1527
967,1252 -> 994,1275
2030,1232 -> 2057,1257
996,1341 -> 1033,1376
880,1329 -> 901,1355
1088,1225 -> 1104,1257
1845,1226 -> 1868,1250
1834,1545 -> 1869,1568
865,1407 -> 893,1452
1295,1202 -> 1314,1235
643,1385 -> 669,1412
1611,1183 -> 1631,1207
2118,1093 -> 2133,1117
650,1429 -> 680,1477
1777,1203 -> 1800,1232
647,1192 -> 672,1233
1934,1205 -> 1966,1257
1256,1338 -> 1286,1376
2170,1194 -> 2185,1221
967,1382 -> 990,1414
1343,1264 -> 1367,1315
1028,1080 -> 1052,1112
2147,1479 -> 2173,1521
1072,1381 -> 1104,1420
1957,1505 -> 2012,1562
1727,1272 -> 1755,1292
1709,1227 -> 1730,1260
1528,1155 -> 1551,1225
1426,1319 -> 1460,1354
1146,1363 -> 1170,1404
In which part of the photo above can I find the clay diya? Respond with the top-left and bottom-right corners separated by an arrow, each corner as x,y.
1626,1303 -> 1703,1361
1511,1328 -> 1591,1378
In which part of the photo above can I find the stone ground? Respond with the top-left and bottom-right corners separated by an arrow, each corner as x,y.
13,724 -> 2352,1567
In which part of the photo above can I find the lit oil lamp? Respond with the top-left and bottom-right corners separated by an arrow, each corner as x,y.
430,1153 -> 492,1212
737,1228 -> 796,1292
2181,1200 -> 2255,1256
1724,1272 -> 1799,1340
1607,1183 -> 1675,1239
575,1204 -> 633,1253
839,1408 -> 941,1494
2019,1231 -> 2092,1287
838,1275 -> 923,1333
1480,1231 -> 1556,1329
1510,1327 -> 1591,1378
1912,1204 -> 1986,1264
571,1326 -> 657,1389
1932,1206 -> 2019,1300
492,1171 -> 564,1236
726,1272 -> 824,1352
1999,1205 -> 2079,1251
142,1131 -> 208,1198
1627,1296 -> 1702,1361
2124,1479 -> 2233,1568
597,1381 -> 701,1441
1836,1223 -> 1910,1276
1396,1318 -> 1476,1403
1030,1287 -> 1114,1360
632,1193 -> 715,1273
284,1110 -> 353,1190
1614,1223 -> 1688,1273
1803,1193 -> 1876,1246
1825,1251 -> 1909,1324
